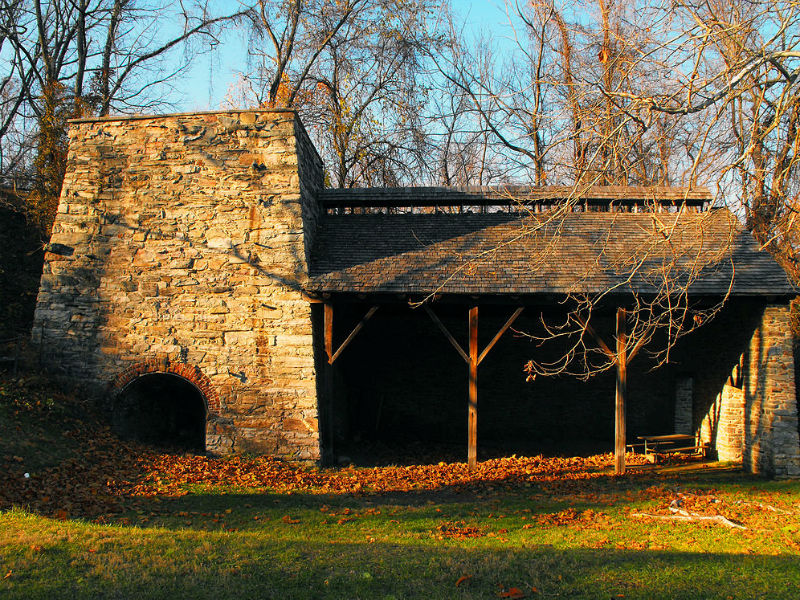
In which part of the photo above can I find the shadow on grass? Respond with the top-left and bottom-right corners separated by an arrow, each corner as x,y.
1,525 -> 798,600
101,462 -> 761,532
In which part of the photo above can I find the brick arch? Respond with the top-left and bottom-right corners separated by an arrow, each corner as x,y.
109,359 -> 220,414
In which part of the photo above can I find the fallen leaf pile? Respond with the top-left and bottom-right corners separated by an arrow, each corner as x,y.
134,450 -> 648,498
1,417 -> 655,520
0,376 -> 714,523
2,426 -> 150,518
531,507 -> 608,527
434,520 -> 485,539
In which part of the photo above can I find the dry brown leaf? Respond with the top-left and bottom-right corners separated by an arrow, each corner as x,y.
498,587 -> 525,599
282,515 -> 300,524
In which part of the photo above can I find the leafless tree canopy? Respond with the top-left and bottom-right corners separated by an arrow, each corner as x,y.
418,0 -> 799,373
1,0 -> 796,367
428,1 -> 798,274
0,0 -> 245,230
223,0 -> 450,188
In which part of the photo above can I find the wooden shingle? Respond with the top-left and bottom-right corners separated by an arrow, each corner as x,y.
308,208 -> 795,297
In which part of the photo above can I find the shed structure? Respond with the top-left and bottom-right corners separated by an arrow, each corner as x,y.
32,110 -> 800,477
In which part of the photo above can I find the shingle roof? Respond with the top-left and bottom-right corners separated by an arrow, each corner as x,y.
308,208 -> 795,297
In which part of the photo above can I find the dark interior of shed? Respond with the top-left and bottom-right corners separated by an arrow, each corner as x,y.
326,302 -> 691,465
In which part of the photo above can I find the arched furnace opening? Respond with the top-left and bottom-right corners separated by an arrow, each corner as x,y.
113,373 -> 206,452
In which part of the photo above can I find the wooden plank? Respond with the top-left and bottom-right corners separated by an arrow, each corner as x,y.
324,303 -> 334,363
477,307 -> 524,365
637,434 -> 695,443
323,303 -> 335,464
468,306 -> 479,470
329,305 -> 378,364
615,307 -> 627,475
424,305 -> 470,364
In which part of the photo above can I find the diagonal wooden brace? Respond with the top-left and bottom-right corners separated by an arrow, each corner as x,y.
325,304 -> 379,364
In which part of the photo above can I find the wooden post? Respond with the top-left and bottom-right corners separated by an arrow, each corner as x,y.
425,304 -> 522,470
615,307 -> 627,475
468,306 -> 479,470
323,303 -> 335,464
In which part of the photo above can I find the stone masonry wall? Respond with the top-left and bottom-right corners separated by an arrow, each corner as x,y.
673,376 -> 693,436
698,303 -> 799,476
32,110 -> 323,461
700,384 -> 745,463
743,304 -> 800,477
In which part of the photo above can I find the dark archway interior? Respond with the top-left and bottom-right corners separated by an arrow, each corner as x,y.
113,373 -> 206,452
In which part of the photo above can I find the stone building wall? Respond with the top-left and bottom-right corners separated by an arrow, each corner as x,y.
700,384 -> 745,463
32,110 -> 323,461
673,376 -> 694,436
743,305 -> 800,477
698,303 -> 799,477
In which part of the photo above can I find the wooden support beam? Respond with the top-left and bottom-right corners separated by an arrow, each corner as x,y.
478,307 -> 524,365
323,303 -> 378,463
328,306 -> 378,364
626,335 -> 646,363
324,304 -> 334,363
424,304 -> 524,470
424,305 -> 469,364
468,306 -> 479,470
615,307 -> 627,475
323,303 -> 335,464
575,314 -> 615,359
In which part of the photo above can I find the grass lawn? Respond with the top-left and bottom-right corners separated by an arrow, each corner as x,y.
2,376 -> 800,599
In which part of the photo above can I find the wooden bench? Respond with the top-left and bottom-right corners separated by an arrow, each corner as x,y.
636,434 -> 707,463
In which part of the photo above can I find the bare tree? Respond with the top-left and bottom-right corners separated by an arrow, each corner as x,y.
592,1 -> 800,293
0,0 -> 246,232
237,0 -> 447,188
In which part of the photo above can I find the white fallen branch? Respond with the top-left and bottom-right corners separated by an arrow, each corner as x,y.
630,511 -> 747,529
734,500 -> 791,514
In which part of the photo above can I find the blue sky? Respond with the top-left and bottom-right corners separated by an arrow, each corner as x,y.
179,0 -> 513,111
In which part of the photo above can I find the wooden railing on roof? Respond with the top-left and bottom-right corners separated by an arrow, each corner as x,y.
320,185 -> 712,215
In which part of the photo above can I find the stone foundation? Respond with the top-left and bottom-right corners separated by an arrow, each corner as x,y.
32,110 -> 323,461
